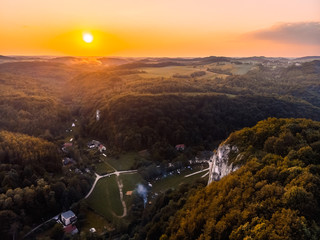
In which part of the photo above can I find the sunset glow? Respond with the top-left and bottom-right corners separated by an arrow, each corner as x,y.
0,0 -> 319,57
83,33 -> 93,43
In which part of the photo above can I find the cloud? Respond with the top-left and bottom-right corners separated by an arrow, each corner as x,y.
248,22 -> 320,45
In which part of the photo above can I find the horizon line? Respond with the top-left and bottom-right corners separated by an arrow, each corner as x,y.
2,54 -> 320,59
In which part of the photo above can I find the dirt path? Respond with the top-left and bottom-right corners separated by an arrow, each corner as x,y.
116,176 -> 127,218
85,169 -> 138,218
85,170 -> 138,199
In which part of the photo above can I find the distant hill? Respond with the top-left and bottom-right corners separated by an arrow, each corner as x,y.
50,56 -> 79,62
294,56 -> 320,62
115,61 -> 185,69
98,57 -> 132,66
0,55 -> 15,60
236,56 -> 289,62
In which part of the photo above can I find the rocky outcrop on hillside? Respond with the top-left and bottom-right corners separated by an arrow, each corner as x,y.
208,144 -> 239,184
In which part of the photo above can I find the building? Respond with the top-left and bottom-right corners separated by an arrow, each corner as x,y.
175,144 -> 185,151
87,140 -> 101,148
98,144 -> 106,152
59,210 -> 78,235
60,210 -> 77,226
96,110 -> 100,121
62,157 -> 75,166
64,143 -> 73,148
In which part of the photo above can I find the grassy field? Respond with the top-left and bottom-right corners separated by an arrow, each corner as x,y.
106,152 -> 138,171
151,167 -> 209,194
141,66 -> 218,79
120,173 -> 145,193
205,62 -> 255,75
119,173 -> 145,206
95,161 -> 115,175
81,208 -> 114,235
141,66 -> 200,77
86,176 -> 123,221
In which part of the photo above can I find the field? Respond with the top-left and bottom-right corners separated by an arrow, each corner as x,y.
205,62 -> 255,75
86,175 -> 123,221
140,63 -> 254,80
95,161 -> 115,175
105,152 -> 138,171
120,173 -> 145,206
141,66 -> 219,79
81,209 -> 114,235
120,173 -> 145,193
150,167 -> 209,194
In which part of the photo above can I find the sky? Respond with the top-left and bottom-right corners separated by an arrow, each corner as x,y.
0,0 -> 319,57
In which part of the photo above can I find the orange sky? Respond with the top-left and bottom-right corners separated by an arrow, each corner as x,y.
0,0 -> 319,57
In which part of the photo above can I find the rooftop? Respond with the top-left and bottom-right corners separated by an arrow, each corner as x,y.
61,210 -> 76,219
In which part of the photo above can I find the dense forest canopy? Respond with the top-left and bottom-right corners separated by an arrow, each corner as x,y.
0,71 -> 71,137
139,118 -> 320,240
0,130 -> 93,239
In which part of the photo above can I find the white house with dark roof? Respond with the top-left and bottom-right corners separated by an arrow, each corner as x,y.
60,210 -> 77,226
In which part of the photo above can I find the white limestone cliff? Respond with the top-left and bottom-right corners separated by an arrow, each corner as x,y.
208,144 -> 239,185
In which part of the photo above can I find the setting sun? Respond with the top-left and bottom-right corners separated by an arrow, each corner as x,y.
83,33 -> 93,43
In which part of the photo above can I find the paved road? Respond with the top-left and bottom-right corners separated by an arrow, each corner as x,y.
184,168 -> 209,178
23,214 -> 59,239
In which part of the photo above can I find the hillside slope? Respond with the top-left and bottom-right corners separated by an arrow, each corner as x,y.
157,118 -> 320,240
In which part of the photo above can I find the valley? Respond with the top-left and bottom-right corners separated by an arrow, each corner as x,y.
0,55 -> 319,239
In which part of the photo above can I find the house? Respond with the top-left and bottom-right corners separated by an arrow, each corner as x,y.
74,168 -> 82,174
175,144 -> 185,151
62,157 -> 75,166
64,143 -> 73,148
126,191 -> 133,196
62,143 -> 73,153
59,210 -> 78,234
87,140 -> 101,148
98,144 -> 106,152
60,210 -> 77,226
88,143 -> 95,149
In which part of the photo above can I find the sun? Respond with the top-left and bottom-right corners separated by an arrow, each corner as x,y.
82,33 -> 93,43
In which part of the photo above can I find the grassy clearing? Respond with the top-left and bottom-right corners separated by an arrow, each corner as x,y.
119,173 -> 145,206
95,162 -> 115,175
151,167 -> 209,194
81,209 -> 114,234
120,173 -> 145,194
86,176 -> 123,221
205,62 -> 254,75
106,152 -> 138,171
141,66 -> 200,78
141,66 -> 220,80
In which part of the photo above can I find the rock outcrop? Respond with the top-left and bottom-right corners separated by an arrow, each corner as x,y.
208,144 -> 239,185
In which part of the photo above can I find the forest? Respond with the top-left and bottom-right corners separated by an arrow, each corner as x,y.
0,130 -> 93,238
0,56 -> 319,239
134,118 -> 320,240
69,59 -> 320,157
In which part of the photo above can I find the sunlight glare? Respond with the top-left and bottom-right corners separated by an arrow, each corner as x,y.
83,33 -> 93,43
